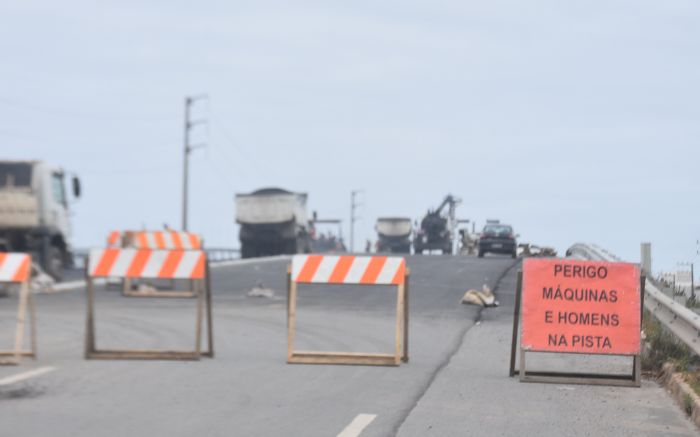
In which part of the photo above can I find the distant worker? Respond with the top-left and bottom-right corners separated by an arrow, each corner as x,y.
365,240 -> 372,253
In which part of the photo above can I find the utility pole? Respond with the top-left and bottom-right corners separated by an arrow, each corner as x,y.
678,261 -> 695,301
181,94 -> 208,231
350,190 -> 363,253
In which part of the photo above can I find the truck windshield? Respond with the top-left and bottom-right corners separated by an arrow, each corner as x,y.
0,163 -> 32,187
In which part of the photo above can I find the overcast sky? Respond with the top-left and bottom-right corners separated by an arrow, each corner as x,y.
1,1 -> 698,273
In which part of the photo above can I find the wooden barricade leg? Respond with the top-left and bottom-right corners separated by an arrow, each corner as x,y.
394,283 -> 405,365
287,271 -> 297,362
402,271 -> 410,363
12,281 -> 29,364
204,261 -> 215,358
28,285 -> 37,359
194,278 -> 204,360
85,276 -> 96,358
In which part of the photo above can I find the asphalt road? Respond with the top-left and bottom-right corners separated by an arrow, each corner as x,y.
0,254 -> 696,436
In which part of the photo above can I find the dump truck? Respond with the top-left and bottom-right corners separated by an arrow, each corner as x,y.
235,188 -> 312,258
375,217 -> 412,253
414,195 -> 460,255
0,160 -> 81,279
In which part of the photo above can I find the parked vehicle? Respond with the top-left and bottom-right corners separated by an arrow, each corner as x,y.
0,160 -> 81,279
478,222 -> 517,258
375,217 -> 411,253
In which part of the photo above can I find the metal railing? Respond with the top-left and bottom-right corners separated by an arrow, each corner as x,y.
567,243 -> 700,357
204,247 -> 240,262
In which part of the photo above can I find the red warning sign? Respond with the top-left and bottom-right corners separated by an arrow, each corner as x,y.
521,258 -> 641,355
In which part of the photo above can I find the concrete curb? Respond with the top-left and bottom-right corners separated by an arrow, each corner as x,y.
660,362 -> 700,428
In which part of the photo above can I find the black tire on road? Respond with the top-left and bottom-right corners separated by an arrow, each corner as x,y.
46,246 -> 65,281
241,243 -> 255,259
478,250 -> 484,258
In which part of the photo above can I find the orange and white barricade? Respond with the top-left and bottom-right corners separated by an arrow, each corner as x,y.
117,231 -> 204,297
106,231 -> 122,248
84,248 -> 214,360
287,254 -> 409,366
0,253 -> 36,365
123,231 -> 202,250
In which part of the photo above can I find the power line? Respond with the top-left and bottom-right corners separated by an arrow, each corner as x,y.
0,97 -> 172,122
209,115 -> 263,172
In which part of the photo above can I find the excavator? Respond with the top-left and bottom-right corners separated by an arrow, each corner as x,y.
413,195 -> 461,255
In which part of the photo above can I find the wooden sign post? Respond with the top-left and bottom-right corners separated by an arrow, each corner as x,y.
509,258 -> 643,387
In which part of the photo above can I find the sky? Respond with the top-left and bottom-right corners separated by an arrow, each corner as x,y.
0,1 -> 698,274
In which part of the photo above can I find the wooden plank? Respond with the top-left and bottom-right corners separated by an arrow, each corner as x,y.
288,352 -> 399,366
87,349 -> 200,361
123,289 -> 196,298
0,351 -> 35,357
520,373 -> 639,387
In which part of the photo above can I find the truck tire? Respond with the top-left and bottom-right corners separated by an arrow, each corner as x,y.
241,243 -> 255,259
46,246 -> 65,281
285,239 -> 299,254
478,250 -> 484,258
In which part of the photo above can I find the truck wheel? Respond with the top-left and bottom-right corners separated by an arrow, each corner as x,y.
46,246 -> 65,281
478,250 -> 484,258
241,243 -> 255,259
511,250 -> 517,259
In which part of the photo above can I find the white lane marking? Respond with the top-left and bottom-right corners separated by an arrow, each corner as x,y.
42,255 -> 291,294
337,414 -> 377,437
0,366 -> 56,386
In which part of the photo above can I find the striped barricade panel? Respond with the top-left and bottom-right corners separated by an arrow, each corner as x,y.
126,231 -> 202,250
88,249 -> 205,279
0,253 -> 31,283
291,255 -> 406,285
106,231 -> 121,247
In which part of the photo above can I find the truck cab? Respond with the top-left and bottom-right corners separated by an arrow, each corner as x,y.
0,160 -> 80,279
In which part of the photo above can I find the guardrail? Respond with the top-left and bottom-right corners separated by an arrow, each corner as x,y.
204,247 -> 240,262
567,243 -> 700,357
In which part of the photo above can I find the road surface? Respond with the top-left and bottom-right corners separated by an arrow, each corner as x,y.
0,255 -> 696,436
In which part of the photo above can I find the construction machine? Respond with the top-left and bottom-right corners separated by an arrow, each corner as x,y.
413,195 -> 460,255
